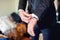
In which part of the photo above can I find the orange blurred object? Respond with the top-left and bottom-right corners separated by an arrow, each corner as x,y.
21,37 -> 30,40
16,22 -> 26,34
7,22 -> 28,40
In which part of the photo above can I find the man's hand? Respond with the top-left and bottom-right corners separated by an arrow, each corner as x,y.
27,18 -> 38,36
19,10 -> 32,23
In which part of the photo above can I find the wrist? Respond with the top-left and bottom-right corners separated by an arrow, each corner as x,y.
31,18 -> 38,24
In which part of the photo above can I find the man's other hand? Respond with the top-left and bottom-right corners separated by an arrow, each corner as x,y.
19,10 -> 32,23
27,18 -> 38,36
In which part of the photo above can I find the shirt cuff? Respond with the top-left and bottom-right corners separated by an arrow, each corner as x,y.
32,13 -> 39,20
18,9 -> 24,12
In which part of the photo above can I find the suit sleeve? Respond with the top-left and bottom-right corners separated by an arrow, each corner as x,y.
18,0 -> 27,10
32,0 -> 51,19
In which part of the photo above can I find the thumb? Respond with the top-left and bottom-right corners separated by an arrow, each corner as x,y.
25,14 -> 32,20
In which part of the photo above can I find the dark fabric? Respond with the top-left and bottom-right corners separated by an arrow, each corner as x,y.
38,2 -> 56,29
30,25 -> 50,40
58,5 -> 60,21
18,0 -> 56,29
50,23 -> 60,40
31,27 -> 50,40
41,28 -> 50,40
11,12 -> 21,23
18,0 -> 27,10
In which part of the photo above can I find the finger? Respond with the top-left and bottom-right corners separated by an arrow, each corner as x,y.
29,31 -> 35,36
19,13 -> 30,20
19,11 -> 32,20
22,19 -> 30,23
23,12 -> 32,17
22,16 -> 31,21
31,30 -> 35,36
27,27 -> 35,36
27,30 -> 35,36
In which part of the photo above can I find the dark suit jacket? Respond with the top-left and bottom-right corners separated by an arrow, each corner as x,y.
58,4 -> 60,21
18,0 -> 56,29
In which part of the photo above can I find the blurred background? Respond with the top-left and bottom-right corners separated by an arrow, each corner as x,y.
0,0 -> 59,40
0,0 -> 19,16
